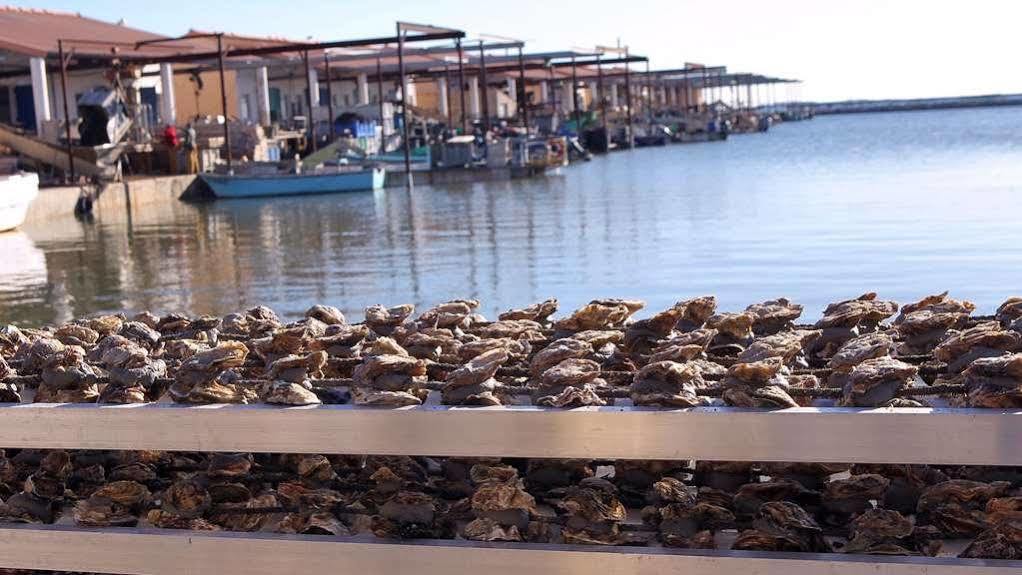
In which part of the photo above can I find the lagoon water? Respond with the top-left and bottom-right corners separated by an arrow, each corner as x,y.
4,106 -> 1022,327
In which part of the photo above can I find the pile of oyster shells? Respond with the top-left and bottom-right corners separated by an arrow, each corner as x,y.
0,449 -> 1020,559
2,292 -> 1021,409
1,293 -> 1022,559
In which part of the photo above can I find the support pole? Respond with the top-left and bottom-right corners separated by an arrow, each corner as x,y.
456,38 -> 467,133
442,64 -> 452,128
159,63 -> 177,126
645,61 -> 653,126
255,66 -> 270,126
303,51 -> 316,152
357,73 -> 370,105
624,55 -> 633,148
28,56 -> 51,136
325,54 -> 335,142
57,40 -> 75,183
517,45 -> 528,132
701,67 -> 709,109
397,23 -> 412,189
377,57 -> 385,154
478,42 -> 490,132
597,55 -> 606,131
570,55 -> 580,135
216,33 -> 232,172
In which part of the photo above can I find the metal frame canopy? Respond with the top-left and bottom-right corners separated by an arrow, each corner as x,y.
54,22 -> 466,173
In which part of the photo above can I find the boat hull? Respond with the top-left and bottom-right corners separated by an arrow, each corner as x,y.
201,168 -> 385,199
0,172 -> 39,232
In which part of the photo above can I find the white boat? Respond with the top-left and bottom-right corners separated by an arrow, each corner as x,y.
0,172 -> 39,232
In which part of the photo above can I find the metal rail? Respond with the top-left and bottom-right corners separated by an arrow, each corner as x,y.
0,526 -> 1017,575
0,403 -> 1018,464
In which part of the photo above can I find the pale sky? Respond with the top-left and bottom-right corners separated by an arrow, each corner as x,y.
12,0 -> 1022,102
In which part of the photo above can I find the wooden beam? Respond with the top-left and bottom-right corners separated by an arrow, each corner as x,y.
0,526 -> 1017,575
0,404 -> 1019,464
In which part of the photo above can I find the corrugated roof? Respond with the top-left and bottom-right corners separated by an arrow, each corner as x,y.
0,5 -> 167,57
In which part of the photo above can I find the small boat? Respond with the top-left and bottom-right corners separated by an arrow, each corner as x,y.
200,167 -> 386,199
673,131 -> 728,144
0,171 -> 39,232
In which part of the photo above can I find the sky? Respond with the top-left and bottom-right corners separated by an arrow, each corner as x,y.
11,0 -> 1022,102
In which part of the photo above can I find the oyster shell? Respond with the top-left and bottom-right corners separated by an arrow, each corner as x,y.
828,332 -> 895,371
262,381 -> 322,406
738,330 -> 820,365
934,322 -> 1022,372
162,478 -> 212,519
897,291 -> 975,321
630,361 -> 707,407
836,356 -> 918,407
815,293 -> 899,329
706,312 -> 755,342
446,348 -> 509,388
961,518 -> 1022,559
559,478 -> 627,545
277,510 -> 350,536
733,480 -> 819,518
896,310 -> 969,355
996,297 -> 1022,325
530,337 -> 593,376
964,353 -> 1022,408
474,320 -> 545,341
499,298 -> 559,323
917,479 -> 1011,537
364,304 -> 415,336
417,299 -> 479,329
733,501 -> 829,552
305,304 -> 346,325
648,329 -> 717,363
745,298 -> 804,335
554,299 -> 644,332
822,473 -> 889,515
463,517 -> 523,541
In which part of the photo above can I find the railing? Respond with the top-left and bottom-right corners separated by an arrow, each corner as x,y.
0,403 -> 1020,574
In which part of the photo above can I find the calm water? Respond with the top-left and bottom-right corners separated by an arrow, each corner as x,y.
4,107 -> 1022,327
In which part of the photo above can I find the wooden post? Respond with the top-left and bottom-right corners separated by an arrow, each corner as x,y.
597,54 -> 606,131
325,53 -> 335,142
216,33 -> 232,171
377,57 -> 385,154
57,40 -> 75,183
624,54 -> 633,148
570,55 -> 580,135
396,23 -> 412,189
303,50 -> 317,152
517,45 -> 528,132
456,38 -> 467,133
478,41 -> 490,132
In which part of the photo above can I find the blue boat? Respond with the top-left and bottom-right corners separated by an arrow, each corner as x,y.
200,167 -> 386,199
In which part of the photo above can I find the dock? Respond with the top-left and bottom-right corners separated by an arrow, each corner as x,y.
0,6 -> 811,207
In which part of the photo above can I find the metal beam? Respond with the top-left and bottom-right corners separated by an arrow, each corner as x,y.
0,404 -> 1019,464
0,526 -> 1017,575
132,30 -> 467,66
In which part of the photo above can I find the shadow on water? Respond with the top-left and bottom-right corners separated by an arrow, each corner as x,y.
5,106 -> 1022,327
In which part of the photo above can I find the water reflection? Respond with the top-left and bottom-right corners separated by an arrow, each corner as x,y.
4,106 -> 1022,327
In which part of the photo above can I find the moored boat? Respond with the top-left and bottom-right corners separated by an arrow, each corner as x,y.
0,171 -> 39,232
200,167 -> 386,199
